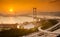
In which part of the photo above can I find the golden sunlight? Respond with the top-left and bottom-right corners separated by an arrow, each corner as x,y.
8,8 -> 15,14
9,8 -> 13,12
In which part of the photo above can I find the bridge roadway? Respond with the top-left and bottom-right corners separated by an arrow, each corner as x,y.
22,22 -> 60,37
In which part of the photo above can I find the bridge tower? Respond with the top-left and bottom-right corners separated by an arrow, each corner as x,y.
33,8 -> 37,21
33,8 -> 40,22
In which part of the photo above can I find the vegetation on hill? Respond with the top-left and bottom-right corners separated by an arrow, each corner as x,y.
0,27 -> 38,37
41,19 -> 58,30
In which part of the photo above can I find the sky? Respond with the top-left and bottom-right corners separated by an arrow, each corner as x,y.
0,0 -> 60,15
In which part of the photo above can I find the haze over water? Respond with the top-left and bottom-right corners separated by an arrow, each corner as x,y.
0,16 -> 33,24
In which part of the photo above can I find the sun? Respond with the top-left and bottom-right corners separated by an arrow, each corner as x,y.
8,8 -> 15,14
9,8 -> 13,12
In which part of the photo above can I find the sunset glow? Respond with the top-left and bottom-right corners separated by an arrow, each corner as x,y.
0,0 -> 60,15
8,8 -> 15,14
9,8 -> 13,12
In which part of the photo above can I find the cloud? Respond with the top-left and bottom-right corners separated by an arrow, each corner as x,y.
49,0 -> 60,3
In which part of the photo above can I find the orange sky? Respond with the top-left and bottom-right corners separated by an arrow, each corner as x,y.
0,0 -> 60,15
